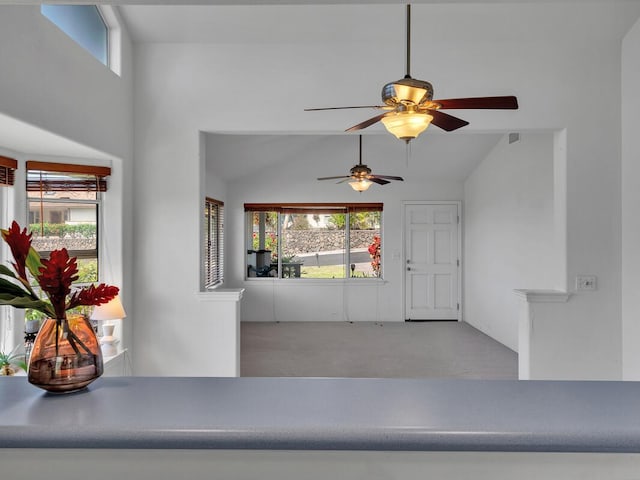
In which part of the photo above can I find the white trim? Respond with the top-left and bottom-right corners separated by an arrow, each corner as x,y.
513,289 -> 571,303
98,5 -> 122,76
196,288 -> 245,303
0,183 -> 20,352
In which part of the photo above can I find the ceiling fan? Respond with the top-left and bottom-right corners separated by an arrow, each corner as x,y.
317,136 -> 404,192
305,4 -> 518,143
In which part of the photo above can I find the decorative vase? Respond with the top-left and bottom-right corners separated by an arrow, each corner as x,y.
28,314 -> 103,393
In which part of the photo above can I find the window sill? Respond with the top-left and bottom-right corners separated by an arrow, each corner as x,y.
243,278 -> 386,286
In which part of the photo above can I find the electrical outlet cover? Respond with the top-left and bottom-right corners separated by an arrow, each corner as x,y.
576,275 -> 597,291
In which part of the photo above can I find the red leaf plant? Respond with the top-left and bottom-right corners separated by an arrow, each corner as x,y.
368,235 -> 381,278
2,221 -> 32,285
0,221 -> 119,356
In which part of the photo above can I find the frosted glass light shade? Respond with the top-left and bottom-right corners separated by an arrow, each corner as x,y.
381,111 -> 433,142
90,295 -> 127,320
349,179 -> 373,192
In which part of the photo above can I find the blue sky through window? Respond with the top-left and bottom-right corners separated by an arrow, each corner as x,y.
41,5 -> 108,66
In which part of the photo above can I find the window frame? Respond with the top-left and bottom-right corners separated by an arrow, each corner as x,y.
204,197 -> 224,289
244,203 -> 383,281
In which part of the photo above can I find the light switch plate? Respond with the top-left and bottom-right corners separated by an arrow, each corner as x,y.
576,275 -> 597,291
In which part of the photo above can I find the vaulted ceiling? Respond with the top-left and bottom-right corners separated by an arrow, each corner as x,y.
2,1 -> 638,181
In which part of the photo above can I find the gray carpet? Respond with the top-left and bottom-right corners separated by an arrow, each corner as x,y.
241,321 -> 518,379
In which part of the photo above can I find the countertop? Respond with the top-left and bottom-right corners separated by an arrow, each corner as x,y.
1,376 -> 640,452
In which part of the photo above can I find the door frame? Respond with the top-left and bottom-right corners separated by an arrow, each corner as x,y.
401,200 -> 463,322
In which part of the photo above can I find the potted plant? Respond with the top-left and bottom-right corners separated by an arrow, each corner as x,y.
0,344 -> 27,376
25,308 -> 45,334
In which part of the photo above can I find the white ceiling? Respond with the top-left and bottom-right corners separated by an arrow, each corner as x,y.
207,132 -> 504,183
117,2 -> 639,44
119,4 -> 397,44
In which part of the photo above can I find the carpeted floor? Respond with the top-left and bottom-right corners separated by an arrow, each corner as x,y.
241,321 -> 518,379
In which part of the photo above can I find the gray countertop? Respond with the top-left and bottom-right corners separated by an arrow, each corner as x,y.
1,376 -> 640,452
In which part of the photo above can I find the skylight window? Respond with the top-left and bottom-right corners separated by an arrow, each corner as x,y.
41,5 -> 108,66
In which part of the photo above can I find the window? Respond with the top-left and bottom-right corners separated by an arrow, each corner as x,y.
245,203 -> 383,279
204,198 -> 224,288
0,156 -> 17,187
27,161 -> 111,285
41,5 -> 108,66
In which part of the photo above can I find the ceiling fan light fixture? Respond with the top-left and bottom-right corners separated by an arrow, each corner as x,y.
381,111 -> 433,142
349,178 -> 373,192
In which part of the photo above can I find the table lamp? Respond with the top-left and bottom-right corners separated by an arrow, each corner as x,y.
90,295 -> 126,357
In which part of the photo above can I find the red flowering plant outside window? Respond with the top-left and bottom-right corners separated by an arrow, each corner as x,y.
0,221 -> 118,353
368,235 -> 381,278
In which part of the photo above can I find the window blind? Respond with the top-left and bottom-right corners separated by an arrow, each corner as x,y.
205,198 -> 224,288
244,202 -> 383,213
0,156 -> 17,186
26,161 -> 111,192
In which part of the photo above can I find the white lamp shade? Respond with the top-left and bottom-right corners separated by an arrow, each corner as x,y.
90,295 -> 127,321
381,111 -> 433,141
349,178 -> 373,192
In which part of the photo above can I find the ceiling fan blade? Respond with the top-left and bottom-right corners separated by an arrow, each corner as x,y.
317,175 -> 351,181
429,110 -> 470,132
336,177 -> 354,184
372,175 -> 404,181
368,177 -> 390,185
434,96 -> 519,110
345,113 -> 388,132
305,105 -> 388,111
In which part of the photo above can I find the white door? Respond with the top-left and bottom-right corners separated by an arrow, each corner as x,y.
404,203 -> 460,320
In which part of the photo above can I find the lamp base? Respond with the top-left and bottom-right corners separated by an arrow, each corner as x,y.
100,343 -> 118,357
100,324 -> 118,357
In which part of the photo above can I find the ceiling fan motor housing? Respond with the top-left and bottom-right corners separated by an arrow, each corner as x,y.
350,164 -> 371,178
382,77 -> 434,106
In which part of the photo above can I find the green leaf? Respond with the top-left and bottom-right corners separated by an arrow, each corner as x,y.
0,293 -> 52,314
0,277 -> 31,298
0,264 -> 17,279
0,264 -> 37,297
25,247 -> 42,280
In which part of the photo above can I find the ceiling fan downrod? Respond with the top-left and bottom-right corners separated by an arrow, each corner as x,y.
405,4 -> 411,79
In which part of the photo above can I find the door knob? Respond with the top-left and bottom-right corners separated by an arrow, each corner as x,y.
407,267 -> 411,271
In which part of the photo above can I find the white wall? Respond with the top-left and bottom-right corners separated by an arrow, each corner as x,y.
132,2 -> 638,378
622,16 -> 640,380
0,7 -> 132,162
0,6 -> 134,352
464,133 -> 555,351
